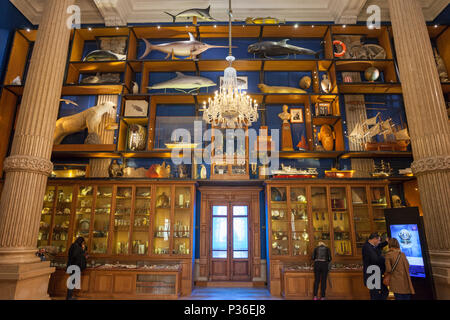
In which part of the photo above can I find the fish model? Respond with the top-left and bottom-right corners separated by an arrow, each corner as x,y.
140,32 -> 230,60
244,17 -> 285,25
164,6 -> 216,23
248,40 -> 320,59
148,72 -> 216,93
258,84 -> 306,94
83,50 -> 126,62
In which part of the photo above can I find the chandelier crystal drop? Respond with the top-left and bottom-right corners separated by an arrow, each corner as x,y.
202,1 -> 259,129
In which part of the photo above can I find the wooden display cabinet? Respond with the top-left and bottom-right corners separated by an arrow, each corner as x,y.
42,180 -> 196,297
266,179 -> 390,296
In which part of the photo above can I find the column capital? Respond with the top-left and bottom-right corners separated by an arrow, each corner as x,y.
3,155 -> 53,176
411,156 -> 450,176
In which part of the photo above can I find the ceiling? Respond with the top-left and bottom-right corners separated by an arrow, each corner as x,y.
10,0 -> 450,26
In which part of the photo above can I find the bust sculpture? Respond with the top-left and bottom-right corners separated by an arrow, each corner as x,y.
278,105 -> 294,151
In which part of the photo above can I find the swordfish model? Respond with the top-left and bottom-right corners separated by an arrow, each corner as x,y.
248,39 -> 321,59
164,5 -> 216,23
139,33 -> 230,60
147,72 -> 216,93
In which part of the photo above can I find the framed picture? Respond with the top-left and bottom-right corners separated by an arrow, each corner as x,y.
124,100 -> 149,117
290,108 -> 304,123
220,76 -> 248,90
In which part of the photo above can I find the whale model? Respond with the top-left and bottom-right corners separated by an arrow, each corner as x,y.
248,40 -> 320,59
147,72 -> 216,93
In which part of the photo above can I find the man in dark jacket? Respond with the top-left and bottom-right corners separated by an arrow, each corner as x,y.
362,233 -> 389,300
66,237 -> 87,300
312,242 -> 332,300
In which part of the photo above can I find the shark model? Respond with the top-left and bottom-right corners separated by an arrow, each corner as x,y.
139,32 -> 230,60
248,40 -> 320,59
164,5 -> 216,23
147,72 -> 216,93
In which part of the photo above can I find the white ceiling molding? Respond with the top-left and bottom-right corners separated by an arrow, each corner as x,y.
10,0 -> 449,26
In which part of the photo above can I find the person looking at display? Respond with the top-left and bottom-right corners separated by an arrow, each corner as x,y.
384,238 -> 415,300
362,233 -> 389,300
66,237 -> 87,300
312,242 -> 332,300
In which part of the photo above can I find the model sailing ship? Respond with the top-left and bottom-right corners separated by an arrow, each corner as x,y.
348,112 -> 410,151
371,160 -> 393,178
271,164 -> 318,178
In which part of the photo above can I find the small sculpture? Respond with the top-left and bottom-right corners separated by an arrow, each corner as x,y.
146,162 -> 171,179
434,48 -> 449,83
132,81 -> 139,94
177,164 -> 188,179
364,67 -> 380,82
392,195 -> 403,208
108,160 -> 123,178
53,101 -> 117,145
11,76 -> 21,85
320,74 -> 332,93
318,125 -> 336,151
127,124 -> 146,151
299,76 -> 312,90
278,105 -> 294,151
200,165 -> 207,179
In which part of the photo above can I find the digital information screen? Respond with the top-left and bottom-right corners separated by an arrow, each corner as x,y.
389,224 -> 426,278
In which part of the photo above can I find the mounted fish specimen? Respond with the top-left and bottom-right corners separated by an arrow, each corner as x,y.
164,5 -> 216,23
248,40 -> 320,59
258,83 -> 306,94
148,72 -> 216,93
60,99 -> 79,107
244,17 -> 285,24
53,101 -> 117,145
83,50 -> 126,62
80,73 -> 121,84
139,32 -> 229,60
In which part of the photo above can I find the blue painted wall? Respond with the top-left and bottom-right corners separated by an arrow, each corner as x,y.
0,1 -> 32,83
433,4 -> 450,24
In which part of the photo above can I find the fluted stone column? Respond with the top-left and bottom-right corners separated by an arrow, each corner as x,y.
388,0 -> 450,299
0,0 -> 74,299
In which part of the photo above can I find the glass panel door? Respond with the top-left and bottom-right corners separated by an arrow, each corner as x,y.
311,187 -> 330,248
92,186 -> 112,254
153,186 -> 171,255
173,187 -> 191,255
290,187 -> 309,256
132,187 -> 151,255
331,187 -> 352,256
74,185 -> 94,248
113,186 -> 132,254
212,206 -> 228,258
38,186 -> 56,248
270,187 -> 289,256
233,206 -> 248,259
352,187 -> 371,255
371,187 -> 388,236
52,186 -> 73,253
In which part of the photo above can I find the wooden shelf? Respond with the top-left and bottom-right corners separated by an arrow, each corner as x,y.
338,82 -> 402,94
442,82 -> 450,94
334,59 -> 395,72
262,25 -> 329,38
52,144 -> 118,159
62,84 -> 124,95
340,151 -> 413,159
279,151 -> 343,159
68,61 -> 127,73
133,26 -> 198,39
312,116 -> 341,126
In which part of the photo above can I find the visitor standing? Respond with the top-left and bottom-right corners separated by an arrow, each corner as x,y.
312,241 -> 332,300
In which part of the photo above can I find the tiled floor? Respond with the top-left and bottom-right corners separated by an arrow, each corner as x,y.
181,287 -> 283,300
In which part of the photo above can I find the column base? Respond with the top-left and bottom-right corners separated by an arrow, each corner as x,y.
0,261 -> 55,300
430,250 -> 450,299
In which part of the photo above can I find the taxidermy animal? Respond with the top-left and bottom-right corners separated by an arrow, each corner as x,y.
164,6 -> 216,23
83,50 -> 126,62
53,101 -> 117,145
139,32 -> 230,60
148,72 -> 216,93
80,73 -> 121,84
127,124 -> 146,151
258,84 -> 306,94
248,40 -> 320,59
146,162 -> 171,179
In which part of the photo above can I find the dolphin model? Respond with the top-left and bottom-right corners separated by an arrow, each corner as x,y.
164,6 -> 216,23
147,72 -> 216,93
248,40 -> 320,59
139,32 -> 230,60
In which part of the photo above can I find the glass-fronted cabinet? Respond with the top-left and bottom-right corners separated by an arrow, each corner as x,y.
38,186 -> 56,248
74,185 -> 94,248
290,187 -> 309,256
113,186 -> 132,254
311,187 -> 331,248
330,187 -> 352,256
270,187 -> 289,256
92,186 -> 112,254
52,186 -> 73,253
132,187 -> 151,255
351,187 -> 371,255
154,186 -> 172,255
173,187 -> 191,255
370,187 -> 388,236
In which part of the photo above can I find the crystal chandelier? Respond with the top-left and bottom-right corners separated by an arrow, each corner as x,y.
202,0 -> 259,128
